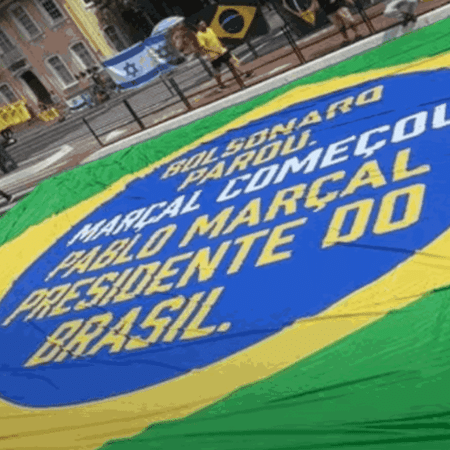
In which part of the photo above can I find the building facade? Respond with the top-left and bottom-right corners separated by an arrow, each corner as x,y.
83,0 -> 212,49
0,0 -> 118,111
137,0 -> 211,24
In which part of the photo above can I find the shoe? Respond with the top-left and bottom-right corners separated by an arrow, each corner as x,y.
402,13 -> 415,27
1,193 -> 12,203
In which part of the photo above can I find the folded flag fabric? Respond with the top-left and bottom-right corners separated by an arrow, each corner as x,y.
103,34 -> 173,90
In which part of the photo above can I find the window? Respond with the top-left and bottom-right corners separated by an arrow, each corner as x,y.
10,5 -> 41,39
0,30 -> 15,54
104,26 -> 128,52
70,42 -> 95,68
47,56 -> 76,87
0,84 -> 17,103
0,30 -> 25,72
36,0 -> 64,23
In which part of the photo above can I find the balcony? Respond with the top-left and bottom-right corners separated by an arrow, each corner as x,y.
0,48 -> 27,72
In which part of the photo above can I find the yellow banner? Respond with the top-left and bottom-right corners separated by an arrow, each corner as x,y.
0,100 -> 31,131
38,108 -> 60,122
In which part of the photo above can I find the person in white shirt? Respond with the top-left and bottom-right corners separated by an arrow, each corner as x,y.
383,0 -> 418,26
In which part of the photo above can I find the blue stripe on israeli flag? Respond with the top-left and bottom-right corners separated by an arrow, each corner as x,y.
118,63 -> 173,89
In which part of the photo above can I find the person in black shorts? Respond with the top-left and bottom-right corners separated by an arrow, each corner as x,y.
309,0 -> 362,45
211,51 -> 233,73
196,20 -> 252,89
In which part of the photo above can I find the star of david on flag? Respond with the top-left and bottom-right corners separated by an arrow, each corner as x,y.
123,62 -> 140,78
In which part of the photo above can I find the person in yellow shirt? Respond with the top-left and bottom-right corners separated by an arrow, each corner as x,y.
196,20 -> 252,90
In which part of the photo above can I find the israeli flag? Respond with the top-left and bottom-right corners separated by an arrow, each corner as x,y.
103,34 -> 174,90
66,93 -> 94,111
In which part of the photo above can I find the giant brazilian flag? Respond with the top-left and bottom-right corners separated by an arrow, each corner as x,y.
2,16 -> 450,450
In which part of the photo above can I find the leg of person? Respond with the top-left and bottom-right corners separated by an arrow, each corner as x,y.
329,13 -> 350,43
351,24 -> 363,40
395,0 -> 415,26
407,0 -> 419,15
384,0 -> 408,21
224,56 -> 245,89
211,57 -> 227,89
215,73 -> 226,89
389,0 -> 413,24
401,0 -> 419,24
230,54 -> 254,78
337,7 -> 361,40
344,8 -> 362,40
233,62 -> 254,79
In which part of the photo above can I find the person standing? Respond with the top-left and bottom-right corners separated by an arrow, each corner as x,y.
196,20 -> 252,90
383,0 -> 418,26
308,0 -> 362,45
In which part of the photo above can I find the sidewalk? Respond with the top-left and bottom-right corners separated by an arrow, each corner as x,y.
1,0 -> 449,216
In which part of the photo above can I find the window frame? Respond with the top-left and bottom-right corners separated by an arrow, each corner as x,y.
0,28 -> 29,73
46,55 -> 78,89
8,3 -> 42,41
70,41 -> 97,70
104,25 -> 129,53
0,28 -> 17,55
0,83 -> 18,104
34,0 -> 66,27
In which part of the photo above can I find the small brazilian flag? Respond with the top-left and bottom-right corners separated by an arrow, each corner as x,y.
185,0 -> 269,46
300,9 -> 316,26
280,0 -> 330,35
